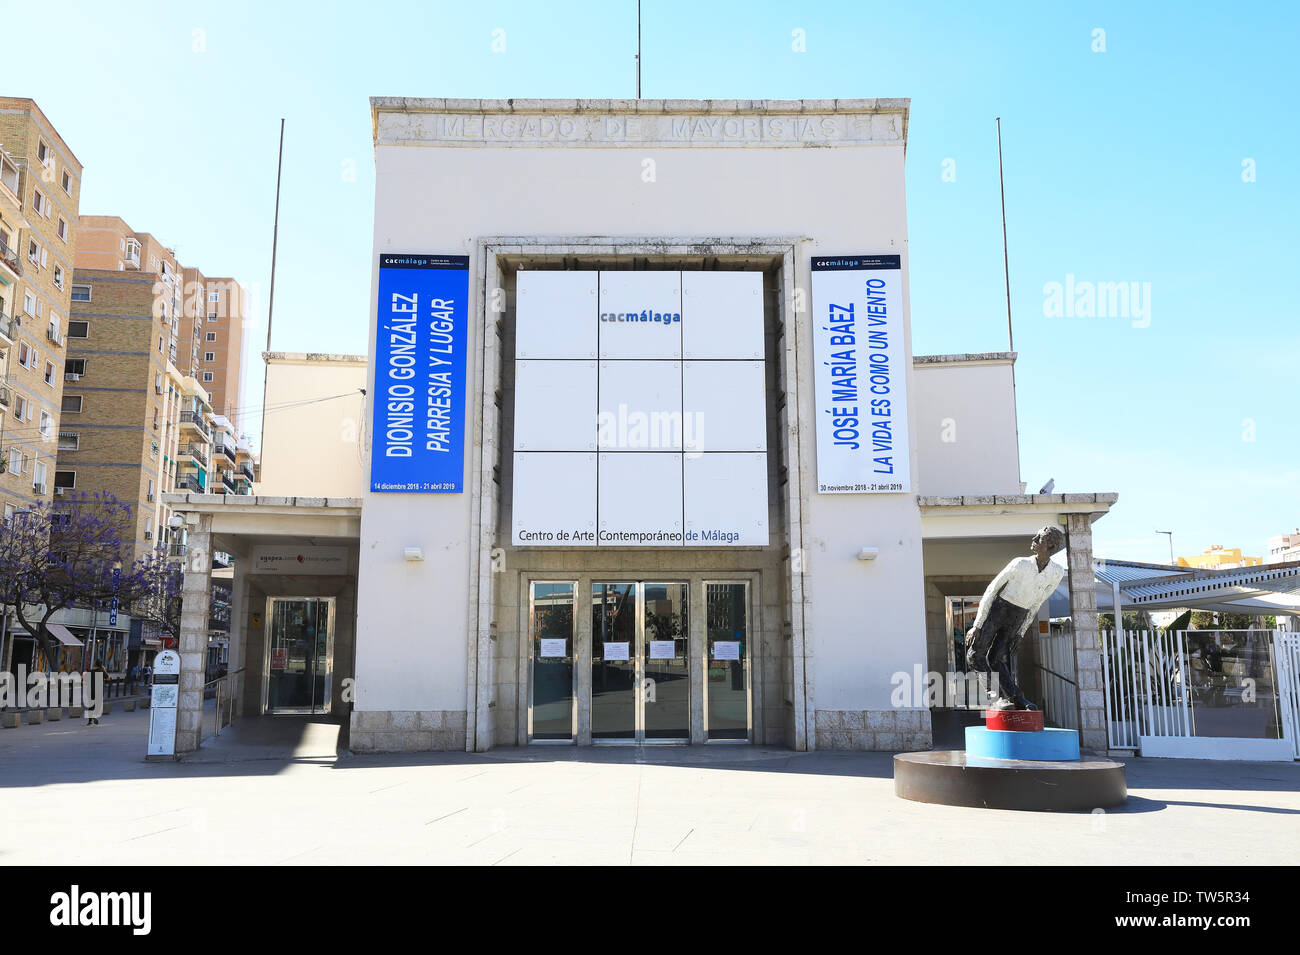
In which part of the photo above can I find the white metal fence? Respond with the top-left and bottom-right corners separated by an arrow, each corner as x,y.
1102,629 -> 1297,757
1278,633 -> 1300,759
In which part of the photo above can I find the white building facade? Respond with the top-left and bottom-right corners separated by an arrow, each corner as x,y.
167,98 -> 1117,756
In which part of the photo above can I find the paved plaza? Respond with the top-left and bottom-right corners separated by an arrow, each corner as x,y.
1,709 -> 1296,865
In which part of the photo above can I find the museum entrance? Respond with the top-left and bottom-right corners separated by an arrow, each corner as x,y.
591,581 -> 689,742
263,597 -> 336,714
526,578 -> 753,744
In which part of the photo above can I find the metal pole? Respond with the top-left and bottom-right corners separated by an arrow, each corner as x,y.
636,0 -> 642,98
258,118 -> 286,453
996,118 -> 1022,490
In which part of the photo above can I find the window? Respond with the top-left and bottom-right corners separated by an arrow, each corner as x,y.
158,335 -> 164,354
205,332 -> 216,342
65,358 -> 87,377
33,461 -> 47,492
57,217 -> 67,242
61,170 -> 71,195
208,291 -> 219,302
207,313 -> 218,323
54,470 -> 76,488
67,320 -> 89,338
144,516 -> 153,539
70,284 -> 91,303
53,265 -> 63,290
32,189 -> 45,216
147,478 -> 155,500
204,352 -> 215,362
7,449 -> 21,474
57,432 -> 79,452
23,290 -> 36,316
152,407 -> 159,430
44,361 -> 54,385
36,139 -> 49,166
3,503 -> 12,525
13,394 -> 27,420
154,372 -> 163,394
202,372 -> 214,383
38,410 -> 51,437
61,394 -> 82,413
27,238 -> 38,264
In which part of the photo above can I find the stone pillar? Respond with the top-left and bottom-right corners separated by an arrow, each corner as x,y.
175,515 -> 213,753
1065,513 -> 1107,753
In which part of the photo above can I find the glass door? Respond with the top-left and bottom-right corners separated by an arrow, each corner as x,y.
590,581 -> 689,743
529,582 -> 577,741
264,597 -> 334,714
591,583 -> 637,740
642,583 -> 689,741
705,582 -> 751,741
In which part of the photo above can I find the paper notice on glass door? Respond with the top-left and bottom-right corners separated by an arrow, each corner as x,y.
603,642 -> 630,661
539,638 -> 567,658
649,641 -> 677,660
712,641 -> 741,661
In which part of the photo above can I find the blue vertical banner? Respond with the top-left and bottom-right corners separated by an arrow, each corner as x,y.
371,253 -> 470,493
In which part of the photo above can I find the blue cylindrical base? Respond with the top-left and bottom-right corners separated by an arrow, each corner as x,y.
965,726 -> 1080,761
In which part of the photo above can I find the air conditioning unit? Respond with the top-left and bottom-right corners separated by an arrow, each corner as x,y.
146,492 -> 155,502
53,486 -> 64,496
65,372 -> 80,382
46,328 -> 63,345
33,483 -> 46,495
144,531 -> 153,540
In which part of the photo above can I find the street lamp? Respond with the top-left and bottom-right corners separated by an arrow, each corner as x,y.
1155,529 -> 1175,565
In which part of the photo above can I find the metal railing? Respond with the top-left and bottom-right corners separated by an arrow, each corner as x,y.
0,239 -> 21,277
238,463 -> 255,481
0,313 -> 16,341
204,667 -> 245,739
181,443 -> 209,466
174,475 -> 204,493
180,412 -> 210,436
215,441 -> 236,462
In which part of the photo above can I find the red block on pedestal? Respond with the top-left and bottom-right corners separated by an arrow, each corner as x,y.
985,709 -> 1044,732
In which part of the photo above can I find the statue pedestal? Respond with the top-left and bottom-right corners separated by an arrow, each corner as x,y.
894,709 -> 1126,811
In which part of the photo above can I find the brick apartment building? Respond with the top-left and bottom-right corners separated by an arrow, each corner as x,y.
0,98 -> 81,525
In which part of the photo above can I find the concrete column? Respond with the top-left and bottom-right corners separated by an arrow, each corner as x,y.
228,562 -> 246,718
175,515 -> 213,753
1065,513 -> 1107,753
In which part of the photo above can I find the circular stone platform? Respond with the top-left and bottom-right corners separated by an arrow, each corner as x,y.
894,750 -> 1127,812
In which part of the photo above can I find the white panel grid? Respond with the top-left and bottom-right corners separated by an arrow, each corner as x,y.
598,360 -> 683,451
683,360 -> 767,452
683,452 -> 769,547
598,452 -> 683,546
516,270 -> 598,359
512,452 -> 597,546
598,271 -> 682,359
682,271 -> 764,359
514,360 -> 597,451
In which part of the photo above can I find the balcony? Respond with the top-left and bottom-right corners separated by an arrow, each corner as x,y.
181,443 -> 209,467
0,239 -> 20,281
179,411 -> 210,437
220,470 -> 236,492
0,313 -> 16,345
0,385 -> 9,407
215,440 -> 236,464
168,542 -> 187,559
174,475 -> 205,493
239,462 -> 255,482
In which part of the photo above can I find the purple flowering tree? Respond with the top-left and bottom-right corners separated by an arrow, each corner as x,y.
130,545 -> 184,641
0,491 -> 149,668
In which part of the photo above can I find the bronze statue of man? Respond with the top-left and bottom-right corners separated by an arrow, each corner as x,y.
965,524 -> 1067,710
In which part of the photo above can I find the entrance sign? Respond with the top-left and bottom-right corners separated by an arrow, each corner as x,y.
539,638 -> 568,659
511,270 -> 769,546
810,255 -> 911,493
146,649 -> 180,758
371,253 -> 469,493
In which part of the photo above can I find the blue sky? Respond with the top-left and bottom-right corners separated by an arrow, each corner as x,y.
11,1 -> 1296,563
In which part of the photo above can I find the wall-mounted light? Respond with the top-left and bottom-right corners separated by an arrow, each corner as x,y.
857,547 -> 879,561
403,547 -> 424,562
